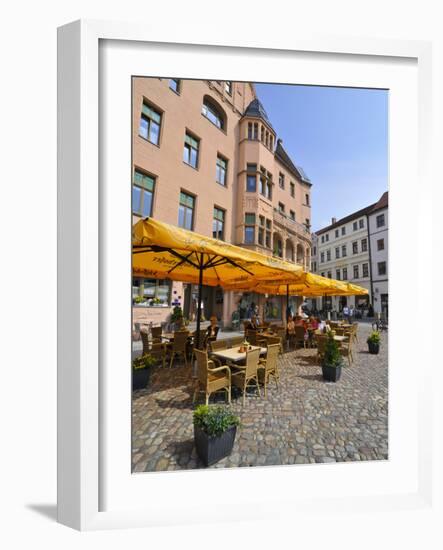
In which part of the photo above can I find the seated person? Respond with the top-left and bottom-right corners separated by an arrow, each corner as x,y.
205,315 -> 220,340
294,315 -> 305,327
308,316 -> 319,330
244,314 -> 259,331
287,315 -> 295,334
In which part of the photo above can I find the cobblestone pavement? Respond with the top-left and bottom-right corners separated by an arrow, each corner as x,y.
132,323 -> 388,471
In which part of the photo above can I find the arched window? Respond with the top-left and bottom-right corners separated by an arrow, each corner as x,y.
202,96 -> 227,130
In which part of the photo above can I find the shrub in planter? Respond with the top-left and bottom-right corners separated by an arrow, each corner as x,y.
170,305 -> 185,330
321,331 -> 344,382
367,330 -> 381,354
193,405 -> 240,466
132,354 -> 156,390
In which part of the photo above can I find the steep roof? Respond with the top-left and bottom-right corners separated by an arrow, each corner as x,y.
243,98 -> 274,130
315,191 -> 388,235
371,191 -> 388,212
275,139 -> 312,186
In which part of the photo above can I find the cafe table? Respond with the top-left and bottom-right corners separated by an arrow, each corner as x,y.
211,345 -> 267,364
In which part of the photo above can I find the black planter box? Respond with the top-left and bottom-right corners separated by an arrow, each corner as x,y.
368,342 -> 380,355
132,368 -> 150,391
194,425 -> 237,466
322,364 -> 342,382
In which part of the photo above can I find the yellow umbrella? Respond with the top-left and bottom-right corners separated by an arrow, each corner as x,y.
132,217 -> 306,346
223,273 -> 367,319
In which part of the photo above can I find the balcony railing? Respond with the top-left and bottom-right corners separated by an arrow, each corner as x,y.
273,208 -> 311,238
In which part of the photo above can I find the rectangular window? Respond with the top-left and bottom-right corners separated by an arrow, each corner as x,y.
248,123 -> 253,140
342,267 -> 348,280
212,207 -> 225,240
278,202 -> 285,214
133,170 -> 155,217
253,123 -> 258,140
377,238 -> 385,251
325,234 -> 329,242
321,236 -> 325,243
321,272 -> 325,278
246,163 -> 257,192
342,244 -> 347,257
178,191 -> 195,230
290,210 -> 295,221
290,182 -> 295,197
353,221 -> 358,231
139,102 -> 161,145
320,252 -> 325,263
216,155 -> 227,186
335,229 -> 339,238
378,261 -> 387,276
279,172 -> 285,189
244,213 -> 255,244
359,218 -> 364,229
183,133 -> 199,168
362,263 -> 369,277
352,241 -> 358,254
224,81 -> 232,95
327,271 -> 332,279
313,246 -> 316,255
353,265 -> 359,279
259,168 -> 273,200
258,216 -> 265,246
135,278 -> 172,306
169,79 -> 180,93
265,219 -> 271,248
335,247 -> 340,259
326,250 -> 331,261
336,269 -> 341,280
361,238 -> 368,252
341,226 -> 346,235
376,213 -> 385,227
305,194 -> 310,205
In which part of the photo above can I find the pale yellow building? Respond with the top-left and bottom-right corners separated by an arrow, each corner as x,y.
132,78 -> 312,327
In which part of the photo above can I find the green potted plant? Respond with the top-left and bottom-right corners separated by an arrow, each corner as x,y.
193,405 -> 240,466
321,331 -> 344,382
132,354 -> 156,390
367,330 -> 381,354
170,305 -> 184,330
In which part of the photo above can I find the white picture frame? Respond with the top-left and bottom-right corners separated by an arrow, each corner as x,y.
57,19 -> 436,532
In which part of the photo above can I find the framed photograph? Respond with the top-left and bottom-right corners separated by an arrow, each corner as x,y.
58,20 -> 434,531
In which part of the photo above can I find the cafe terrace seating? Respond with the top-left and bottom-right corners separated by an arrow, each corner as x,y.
231,348 -> 261,406
193,349 -> 231,405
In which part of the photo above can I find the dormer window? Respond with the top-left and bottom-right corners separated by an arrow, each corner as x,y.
202,96 -> 226,130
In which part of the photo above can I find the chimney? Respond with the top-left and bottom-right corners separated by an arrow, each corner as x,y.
331,217 -> 337,224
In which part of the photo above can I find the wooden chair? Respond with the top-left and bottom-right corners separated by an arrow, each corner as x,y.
339,337 -> 354,367
294,326 -> 307,349
245,329 -> 266,347
257,343 -> 280,398
151,326 -> 162,341
169,331 -> 189,368
316,334 -> 328,361
140,329 -> 151,356
231,348 -> 261,406
149,342 -> 168,368
140,330 -> 167,367
208,338 -> 228,367
351,322 -> 359,343
193,349 -> 231,405
274,326 -> 287,353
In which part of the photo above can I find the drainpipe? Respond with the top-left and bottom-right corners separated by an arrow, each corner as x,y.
366,214 -> 374,315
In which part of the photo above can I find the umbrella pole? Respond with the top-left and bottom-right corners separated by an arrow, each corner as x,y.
195,255 -> 204,350
286,284 -> 290,321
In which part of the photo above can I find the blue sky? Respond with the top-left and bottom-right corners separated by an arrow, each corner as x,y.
255,83 -> 388,231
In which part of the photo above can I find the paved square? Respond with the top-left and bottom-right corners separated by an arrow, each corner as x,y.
132,323 -> 388,471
